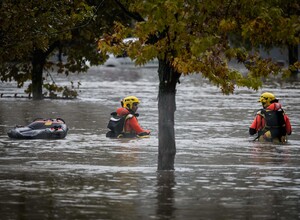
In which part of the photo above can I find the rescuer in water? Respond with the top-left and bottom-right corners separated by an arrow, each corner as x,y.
249,92 -> 292,143
106,96 -> 150,138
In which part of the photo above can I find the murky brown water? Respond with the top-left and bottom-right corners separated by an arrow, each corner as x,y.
0,67 -> 300,220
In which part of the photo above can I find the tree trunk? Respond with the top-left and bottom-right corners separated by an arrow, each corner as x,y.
157,59 -> 181,170
288,44 -> 299,76
31,50 -> 47,100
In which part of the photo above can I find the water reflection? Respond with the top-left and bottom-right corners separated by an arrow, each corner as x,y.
156,171 -> 176,219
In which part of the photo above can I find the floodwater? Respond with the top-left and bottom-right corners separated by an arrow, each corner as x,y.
0,66 -> 300,220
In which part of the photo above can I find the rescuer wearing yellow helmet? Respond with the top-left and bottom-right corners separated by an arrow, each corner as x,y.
249,92 -> 292,143
258,92 -> 278,109
106,96 -> 150,138
122,96 -> 140,111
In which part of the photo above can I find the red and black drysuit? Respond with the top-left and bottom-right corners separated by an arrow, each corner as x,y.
106,107 -> 150,138
249,102 -> 292,142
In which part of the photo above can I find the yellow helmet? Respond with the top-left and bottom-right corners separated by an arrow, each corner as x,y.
258,92 -> 277,107
123,96 -> 140,109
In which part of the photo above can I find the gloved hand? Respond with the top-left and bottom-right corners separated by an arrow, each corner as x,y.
249,128 -> 256,135
137,130 -> 150,138
281,136 -> 287,143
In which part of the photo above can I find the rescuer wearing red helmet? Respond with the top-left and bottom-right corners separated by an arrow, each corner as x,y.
249,92 -> 292,143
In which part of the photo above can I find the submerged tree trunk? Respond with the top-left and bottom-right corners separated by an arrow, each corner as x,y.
157,59 -> 181,170
31,50 -> 47,100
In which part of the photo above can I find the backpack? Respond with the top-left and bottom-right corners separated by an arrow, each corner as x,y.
106,112 -> 127,138
260,108 -> 286,138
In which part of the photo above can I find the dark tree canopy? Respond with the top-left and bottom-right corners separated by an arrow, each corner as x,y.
99,0 -> 300,93
0,0 -> 131,99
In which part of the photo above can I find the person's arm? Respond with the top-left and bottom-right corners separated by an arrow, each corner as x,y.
284,115 -> 292,135
249,114 -> 262,135
128,117 -> 150,135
